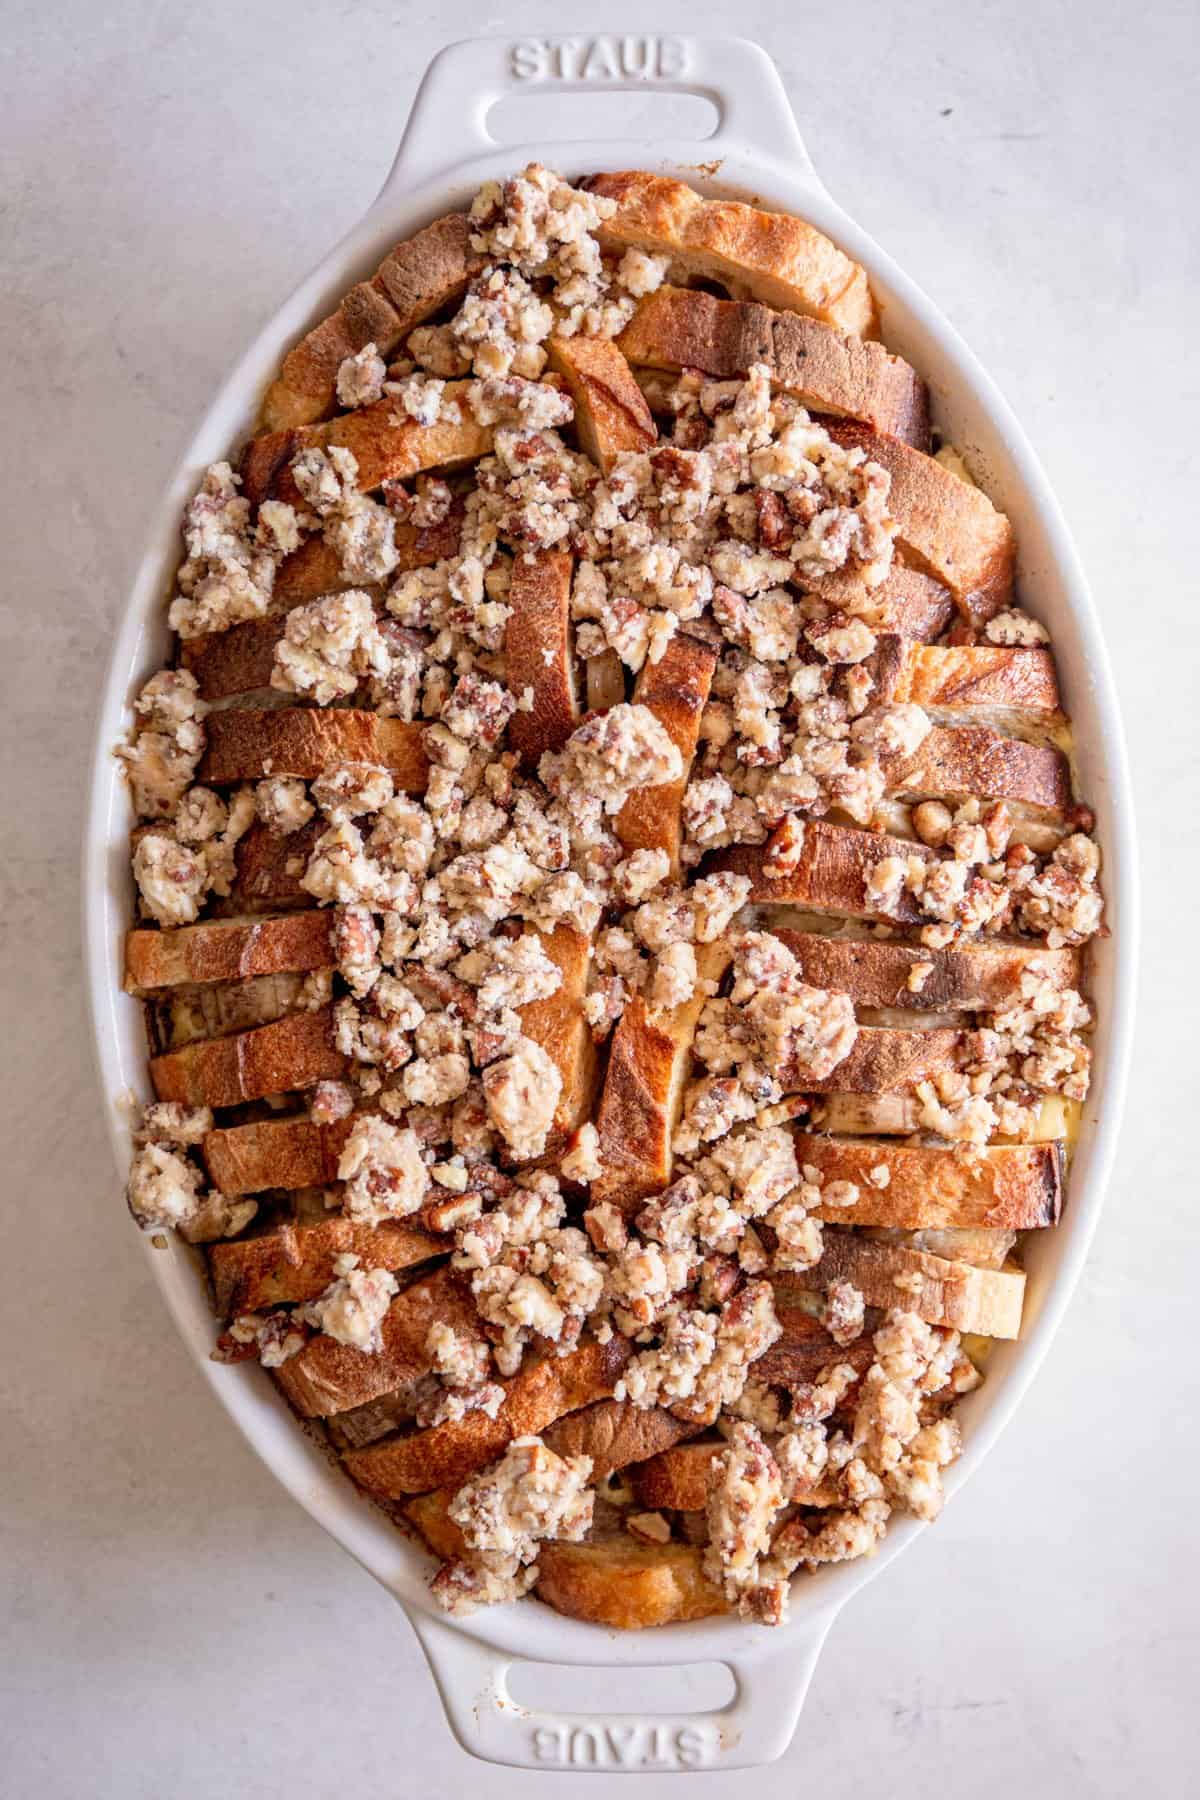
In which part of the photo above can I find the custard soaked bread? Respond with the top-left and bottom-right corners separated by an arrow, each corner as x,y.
119,161 -> 1102,1631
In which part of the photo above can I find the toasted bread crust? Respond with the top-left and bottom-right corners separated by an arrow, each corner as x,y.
125,911 -> 334,993
504,550 -> 581,764
707,820 -> 934,924
518,926 -> 599,1153
274,1266 -> 478,1417
402,1490 -> 727,1629
774,932 -> 1080,1013
787,1025 -> 965,1095
244,382 -> 492,508
753,1306 -> 876,1397
149,1005 -> 346,1108
821,421 -> 1015,620
859,567 -> 956,641
545,335 -> 656,471
262,214 -> 481,431
342,1335 -> 634,1496
779,1233 -> 1026,1338
201,1111 -> 352,1195
227,820 -> 322,912
887,723 -> 1070,817
208,1215 -> 445,1316
200,708 -> 429,788
593,941 -> 732,1212
183,513 -> 460,700
877,640 -> 1061,717
588,171 -> 875,335
614,632 -> 717,877
617,285 -> 928,445
629,1439 -> 724,1512
182,615 -> 307,700
536,1536 -> 727,1629
404,1488 -> 467,1560
543,1399 -> 699,1478
800,1133 -> 1064,1230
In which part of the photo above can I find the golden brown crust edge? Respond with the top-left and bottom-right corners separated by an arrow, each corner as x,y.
587,170 -> 876,336
125,911 -> 334,992
504,549 -> 581,764
149,1005 -> 347,1108
779,1234 -> 1027,1338
208,1214 -> 445,1316
199,708 -> 430,789
799,1134 -> 1065,1231
546,334 -> 657,471
262,214 -> 483,431
342,1335 -> 634,1496
618,285 -> 929,446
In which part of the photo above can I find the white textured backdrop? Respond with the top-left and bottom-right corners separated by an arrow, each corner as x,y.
2,1 -> 1196,1793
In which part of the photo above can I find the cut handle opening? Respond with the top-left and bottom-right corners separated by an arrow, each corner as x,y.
505,1657 -> 736,1716
486,88 -> 720,148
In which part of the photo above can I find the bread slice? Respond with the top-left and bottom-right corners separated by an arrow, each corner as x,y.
821,421 -> 1015,621
616,285 -> 928,445
614,632 -> 717,877
262,213 -> 482,430
202,1111 -> 353,1195
200,709 -> 429,788
778,1231 -> 1026,1338
274,1266 -> 479,1417
341,1334 -> 633,1496
243,382 -> 492,509
517,926 -> 599,1154
183,511 -> 464,692
183,614 -> 320,701
754,1306 -> 876,1396
403,1490 -> 727,1629
629,1439 -> 724,1512
587,171 -> 875,336
798,1134 -> 1065,1230
592,941 -> 732,1212
504,550 -> 581,764
125,911 -> 334,993
403,1487 -> 467,1560
226,820 -> 322,913
885,723 -> 1070,818
852,566 -> 955,641
630,1437 -> 842,1513
545,335 -> 656,471
875,639 -> 1061,719
536,1534 -> 726,1629
145,970 -> 315,1055
149,1005 -> 346,1108
812,1090 -> 1076,1143
208,1214 -> 445,1316
543,1399 -> 699,1479
707,819 -> 935,925
772,931 -> 1081,1014
785,1025 -> 965,1095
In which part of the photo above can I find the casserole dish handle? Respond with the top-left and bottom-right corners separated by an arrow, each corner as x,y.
410,1606 -> 836,1772
381,33 -> 824,196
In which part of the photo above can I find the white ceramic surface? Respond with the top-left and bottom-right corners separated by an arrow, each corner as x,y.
81,32 -> 1136,1774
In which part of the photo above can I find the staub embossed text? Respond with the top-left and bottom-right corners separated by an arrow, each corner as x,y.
509,37 -> 690,82
530,1722 -> 717,1768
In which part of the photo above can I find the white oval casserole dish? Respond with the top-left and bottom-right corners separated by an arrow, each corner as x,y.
83,34 -> 1137,1773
